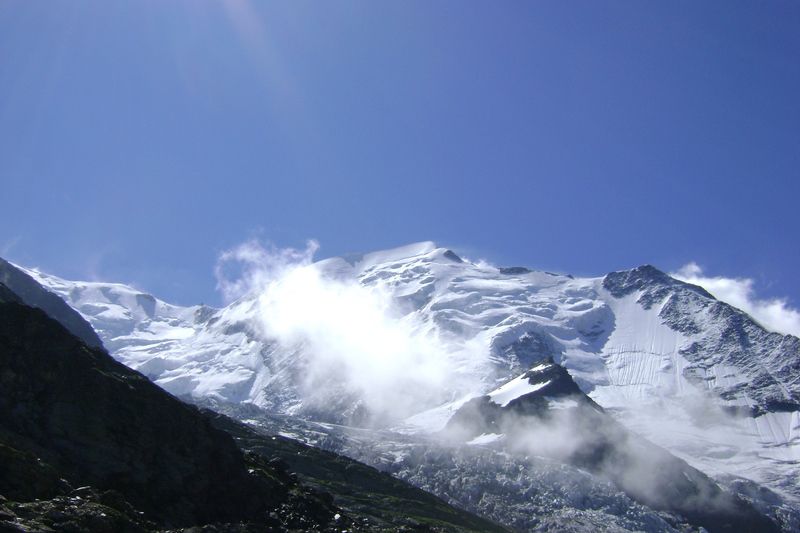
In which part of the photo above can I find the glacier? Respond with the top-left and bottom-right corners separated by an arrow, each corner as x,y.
17,241 -> 800,531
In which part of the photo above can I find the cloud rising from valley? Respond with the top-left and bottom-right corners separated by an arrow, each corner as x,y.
214,239 -> 486,425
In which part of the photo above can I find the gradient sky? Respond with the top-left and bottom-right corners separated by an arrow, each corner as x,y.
1,1 -> 798,308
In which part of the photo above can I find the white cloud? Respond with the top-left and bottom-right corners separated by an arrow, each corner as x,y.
214,239 -> 486,424
672,262 -> 800,338
214,238 -> 319,302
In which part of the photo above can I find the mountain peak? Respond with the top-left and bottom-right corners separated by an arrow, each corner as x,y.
603,263 -> 714,301
14,247 -> 800,530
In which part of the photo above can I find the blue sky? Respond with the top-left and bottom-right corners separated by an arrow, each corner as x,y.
1,1 -> 798,310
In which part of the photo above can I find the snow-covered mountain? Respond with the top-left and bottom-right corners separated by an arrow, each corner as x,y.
17,241 -> 800,531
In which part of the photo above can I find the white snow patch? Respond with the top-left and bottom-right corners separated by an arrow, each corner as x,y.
398,394 -> 475,434
467,433 -> 504,446
489,374 -> 550,407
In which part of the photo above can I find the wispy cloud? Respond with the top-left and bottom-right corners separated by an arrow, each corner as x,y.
214,239 -> 487,424
214,238 -> 319,303
672,262 -> 800,337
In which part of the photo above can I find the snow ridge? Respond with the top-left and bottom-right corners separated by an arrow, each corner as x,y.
22,243 -> 800,509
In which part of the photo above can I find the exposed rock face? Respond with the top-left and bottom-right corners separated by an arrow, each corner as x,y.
604,265 -> 800,411
445,360 -> 780,533
602,264 -> 715,303
0,487 -> 154,533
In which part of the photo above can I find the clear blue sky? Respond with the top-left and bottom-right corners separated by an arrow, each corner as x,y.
1,1 -> 798,307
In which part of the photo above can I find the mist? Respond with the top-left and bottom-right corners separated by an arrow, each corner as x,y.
442,393 -> 772,531
215,239 -> 487,424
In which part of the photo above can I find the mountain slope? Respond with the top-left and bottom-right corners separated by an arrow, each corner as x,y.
0,290 -> 335,530
17,243 -> 800,530
444,359 -> 777,532
0,258 -> 102,347
602,265 -> 800,412
205,411 -> 508,532
0,283 -> 506,532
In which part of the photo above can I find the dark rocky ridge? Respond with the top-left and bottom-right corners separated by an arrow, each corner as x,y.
445,358 -> 602,438
603,264 -> 800,414
498,267 -> 531,275
442,250 -> 464,263
603,264 -> 715,304
445,360 -> 779,533
0,286 -> 504,532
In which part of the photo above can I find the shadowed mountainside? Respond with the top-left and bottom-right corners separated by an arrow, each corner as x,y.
0,284 -> 506,532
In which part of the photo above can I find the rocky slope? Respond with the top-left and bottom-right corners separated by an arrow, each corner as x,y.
0,283 -> 505,532
443,359 -> 777,532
